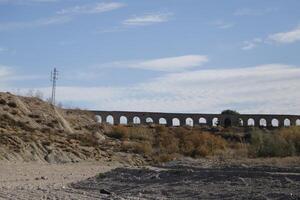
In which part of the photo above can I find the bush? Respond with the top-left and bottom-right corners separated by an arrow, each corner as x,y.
106,125 -> 128,140
128,127 -> 153,141
122,141 -> 152,155
157,131 -> 179,154
279,126 -> 300,154
181,132 -> 227,157
249,129 -> 297,157
221,110 -> 240,115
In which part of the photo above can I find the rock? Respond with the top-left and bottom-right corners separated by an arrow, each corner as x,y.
0,98 -> 6,105
285,177 -> 294,184
151,174 -> 160,180
238,177 -> 248,186
93,132 -> 106,143
7,101 -> 17,108
100,188 -> 111,195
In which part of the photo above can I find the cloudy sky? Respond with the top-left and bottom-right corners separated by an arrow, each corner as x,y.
1,0 -> 300,114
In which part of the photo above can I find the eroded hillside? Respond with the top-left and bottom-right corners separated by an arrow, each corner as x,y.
0,92 -> 144,164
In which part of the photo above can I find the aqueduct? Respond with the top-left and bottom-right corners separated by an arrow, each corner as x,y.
91,110 -> 300,128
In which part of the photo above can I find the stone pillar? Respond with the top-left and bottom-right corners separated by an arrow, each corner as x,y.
206,118 -> 213,126
114,115 -> 120,125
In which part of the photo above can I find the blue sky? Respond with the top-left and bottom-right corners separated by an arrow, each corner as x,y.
1,0 -> 300,114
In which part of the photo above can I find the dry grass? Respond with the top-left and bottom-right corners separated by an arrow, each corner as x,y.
104,125 -> 300,162
105,125 -> 129,140
121,141 -> 152,155
105,125 -> 230,161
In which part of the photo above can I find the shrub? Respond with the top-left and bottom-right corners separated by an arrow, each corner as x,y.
249,129 -> 296,157
221,110 -> 240,115
122,141 -> 152,155
157,131 -> 179,154
128,127 -> 153,141
153,153 -> 176,163
106,125 -> 128,140
181,132 -> 227,157
278,126 -> 300,155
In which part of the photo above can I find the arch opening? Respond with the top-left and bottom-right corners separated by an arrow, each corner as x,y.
199,117 -> 207,125
146,117 -> 154,124
172,118 -> 180,126
120,116 -> 128,125
106,115 -> 114,125
133,116 -> 141,124
185,118 -> 193,126
296,119 -> 300,126
284,118 -> 291,127
259,118 -> 267,127
248,118 -> 255,126
159,118 -> 167,125
95,115 -> 102,123
239,118 -> 244,126
212,118 -> 218,127
271,119 -> 279,127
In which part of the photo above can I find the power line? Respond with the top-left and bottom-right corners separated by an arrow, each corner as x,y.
50,68 -> 58,106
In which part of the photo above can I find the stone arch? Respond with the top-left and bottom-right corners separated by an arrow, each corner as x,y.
271,119 -> 279,127
199,117 -> 207,124
247,118 -> 255,126
133,116 -> 141,124
296,119 -> 300,126
172,118 -> 180,126
95,115 -> 102,123
284,118 -> 291,127
212,118 -> 218,127
259,118 -> 267,127
146,117 -> 154,123
106,115 -> 114,125
159,118 -> 167,125
185,118 -> 193,126
120,116 -> 128,125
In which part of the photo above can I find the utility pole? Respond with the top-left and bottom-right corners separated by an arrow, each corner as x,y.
50,68 -> 58,106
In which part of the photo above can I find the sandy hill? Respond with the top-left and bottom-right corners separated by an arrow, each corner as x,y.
0,92 -> 144,164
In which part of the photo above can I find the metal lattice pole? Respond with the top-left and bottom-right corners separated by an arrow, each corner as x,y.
50,68 -> 58,106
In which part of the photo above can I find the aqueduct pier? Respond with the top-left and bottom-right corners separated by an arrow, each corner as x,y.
91,110 -> 300,128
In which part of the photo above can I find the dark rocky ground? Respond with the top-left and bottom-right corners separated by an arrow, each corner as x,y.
70,162 -> 300,200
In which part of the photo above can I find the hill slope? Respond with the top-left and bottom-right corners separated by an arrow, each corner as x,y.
0,92 -> 144,164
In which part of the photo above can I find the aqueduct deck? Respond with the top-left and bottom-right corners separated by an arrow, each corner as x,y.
91,110 -> 300,128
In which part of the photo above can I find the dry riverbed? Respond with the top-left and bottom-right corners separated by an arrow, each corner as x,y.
0,157 -> 300,199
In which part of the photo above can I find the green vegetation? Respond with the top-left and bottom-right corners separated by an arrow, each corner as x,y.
104,125 -> 300,162
249,127 -> 300,157
221,109 -> 240,115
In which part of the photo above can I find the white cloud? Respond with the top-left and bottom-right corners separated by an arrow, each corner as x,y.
7,64 -> 300,114
0,47 -> 7,53
0,15 -> 71,31
241,38 -> 263,50
234,8 -> 277,16
98,55 -> 209,72
268,26 -> 300,44
57,2 -> 125,15
123,12 -> 173,26
0,65 -> 11,79
212,20 -> 234,29
102,64 -> 300,114
0,0 -> 58,4
242,26 -> 300,49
